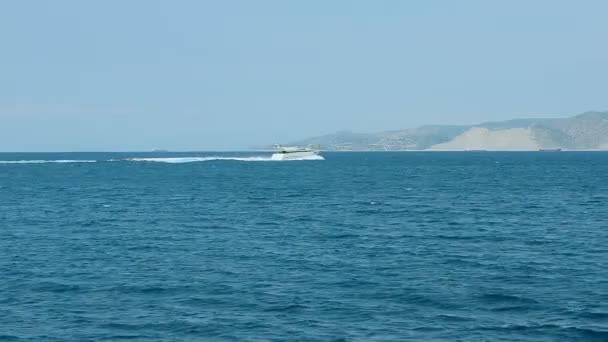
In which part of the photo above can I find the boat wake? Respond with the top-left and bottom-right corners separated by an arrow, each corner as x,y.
126,155 -> 324,163
1,156 -> 324,164
0,160 -> 97,164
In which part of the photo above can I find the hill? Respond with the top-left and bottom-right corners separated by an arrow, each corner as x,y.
288,111 -> 608,151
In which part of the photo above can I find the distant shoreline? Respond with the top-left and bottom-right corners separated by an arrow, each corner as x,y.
287,111 -> 608,152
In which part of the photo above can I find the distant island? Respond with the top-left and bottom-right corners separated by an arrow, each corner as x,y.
284,111 -> 608,151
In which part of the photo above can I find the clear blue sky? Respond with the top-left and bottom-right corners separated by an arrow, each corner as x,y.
1,0 -> 607,151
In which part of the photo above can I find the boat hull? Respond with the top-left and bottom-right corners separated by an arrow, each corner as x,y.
271,151 -> 320,160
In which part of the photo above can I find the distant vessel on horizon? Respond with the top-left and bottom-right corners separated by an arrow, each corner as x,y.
538,148 -> 562,152
152,149 -> 169,152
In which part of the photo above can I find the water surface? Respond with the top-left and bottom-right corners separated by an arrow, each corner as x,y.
1,152 -> 607,341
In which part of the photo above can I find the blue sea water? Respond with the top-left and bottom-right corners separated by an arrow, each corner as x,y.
1,151 -> 607,341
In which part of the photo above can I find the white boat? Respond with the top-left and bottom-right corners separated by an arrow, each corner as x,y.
271,145 -> 321,160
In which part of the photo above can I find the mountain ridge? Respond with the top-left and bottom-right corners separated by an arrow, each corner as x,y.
287,111 -> 608,151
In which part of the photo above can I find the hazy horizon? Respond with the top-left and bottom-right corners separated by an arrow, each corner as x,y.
2,0 -> 608,152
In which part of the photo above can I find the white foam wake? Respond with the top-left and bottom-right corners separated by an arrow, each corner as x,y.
126,155 -> 324,163
0,160 -> 97,164
0,155 -> 325,165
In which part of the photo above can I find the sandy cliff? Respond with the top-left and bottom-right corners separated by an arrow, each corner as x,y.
429,127 -> 541,151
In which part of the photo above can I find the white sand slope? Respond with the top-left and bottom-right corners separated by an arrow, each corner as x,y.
429,127 -> 541,151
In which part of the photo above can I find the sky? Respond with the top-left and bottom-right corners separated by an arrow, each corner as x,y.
1,0 -> 607,151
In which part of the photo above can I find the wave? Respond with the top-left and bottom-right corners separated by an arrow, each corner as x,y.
0,160 -> 97,164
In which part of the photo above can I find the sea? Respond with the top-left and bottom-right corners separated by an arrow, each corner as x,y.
1,151 -> 607,341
